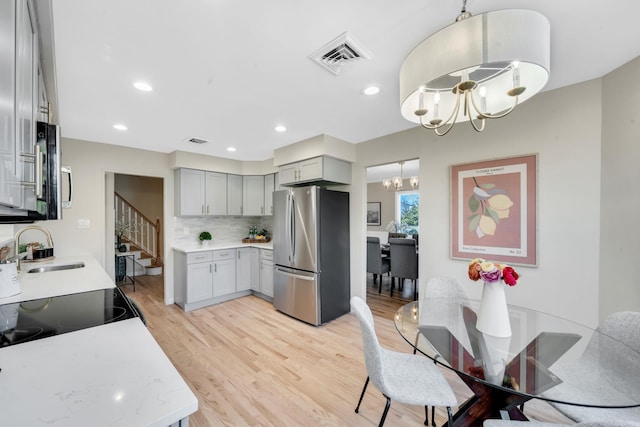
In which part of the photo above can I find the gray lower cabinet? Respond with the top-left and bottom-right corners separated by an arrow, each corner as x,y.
249,247 -> 260,291
211,250 -> 236,297
174,247 -> 272,311
259,249 -> 274,298
174,249 -> 244,312
237,247 -> 251,292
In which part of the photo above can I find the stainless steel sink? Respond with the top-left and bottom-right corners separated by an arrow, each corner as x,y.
27,262 -> 85,273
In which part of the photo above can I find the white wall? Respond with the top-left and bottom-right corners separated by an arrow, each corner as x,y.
599,56 -> 640,319
352,78 -> 604,327
17,60 -> 639,326
26,138 -> 177,303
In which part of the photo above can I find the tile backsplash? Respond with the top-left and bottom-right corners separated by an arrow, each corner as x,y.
173,216 -> 273,244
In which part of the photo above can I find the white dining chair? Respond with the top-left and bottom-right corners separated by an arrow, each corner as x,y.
350,296 -> 457,427
543,311 -> 640,424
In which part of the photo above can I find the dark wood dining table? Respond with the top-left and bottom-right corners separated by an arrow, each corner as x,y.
394,299 -> 640,427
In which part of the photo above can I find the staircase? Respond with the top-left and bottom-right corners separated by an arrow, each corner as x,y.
119,241 -> 163,276
115,192 -> 163,277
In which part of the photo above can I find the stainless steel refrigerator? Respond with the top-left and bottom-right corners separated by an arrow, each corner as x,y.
272,186 -> 350,326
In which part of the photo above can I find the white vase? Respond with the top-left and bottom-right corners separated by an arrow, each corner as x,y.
476,281 -> 512,338
478,333 -> 512,385
201,240 -> 210,247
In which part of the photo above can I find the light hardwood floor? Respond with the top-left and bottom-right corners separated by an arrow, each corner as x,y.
123,274 -> 570,426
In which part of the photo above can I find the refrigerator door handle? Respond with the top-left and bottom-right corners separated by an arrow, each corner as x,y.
274,267 -> 315,281
286,190 -> 295,262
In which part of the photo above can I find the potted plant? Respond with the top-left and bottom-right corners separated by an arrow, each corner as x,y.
115,217 -> 136,251
199,231 -> 212,246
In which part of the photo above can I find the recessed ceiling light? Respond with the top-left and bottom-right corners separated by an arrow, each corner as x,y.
113,123 -> 128,131
275,125 -> 286,132
363,85 -> 381,96
133,81 -> 153,92
226,147 -> 237,152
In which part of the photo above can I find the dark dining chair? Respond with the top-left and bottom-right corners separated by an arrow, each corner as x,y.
389,238 -> 418,300
367,237 -> 390,293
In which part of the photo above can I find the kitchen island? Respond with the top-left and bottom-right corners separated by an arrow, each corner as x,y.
0,255 -> 197,426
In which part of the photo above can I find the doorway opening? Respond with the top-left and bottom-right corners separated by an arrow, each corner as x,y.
111,173 -> 165,302
365,160 -> 420,311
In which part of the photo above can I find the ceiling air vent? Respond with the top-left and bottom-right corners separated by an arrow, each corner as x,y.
309,31 -> 373,75
188,137 -> 208,144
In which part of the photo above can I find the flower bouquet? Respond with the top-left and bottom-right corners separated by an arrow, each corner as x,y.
468,258 -> 519,337
468,258 -> 519,286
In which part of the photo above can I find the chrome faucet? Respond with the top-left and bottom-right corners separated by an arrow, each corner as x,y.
14,225 -> 54,271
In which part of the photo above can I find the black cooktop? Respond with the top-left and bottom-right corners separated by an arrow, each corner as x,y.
0,287 -> 142,348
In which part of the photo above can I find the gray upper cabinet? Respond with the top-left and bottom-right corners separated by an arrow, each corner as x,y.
227,174 -> 243,215
175,168 -> 278,217
264,173 -> 275,216
242,175 -> 264,216
0,0 -> 40,210
0,0 -> 20,208
205,171 -> 226,215
15,0 -> 37,210
175,168 -> 206,216
175,168 -> 228,216
278,156 -> 351,186
37,66 -> 48,123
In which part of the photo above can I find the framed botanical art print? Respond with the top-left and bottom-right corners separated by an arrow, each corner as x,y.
451,154 -> 537,266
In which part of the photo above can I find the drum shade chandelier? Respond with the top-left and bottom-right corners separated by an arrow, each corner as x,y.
399,1 -> 550,136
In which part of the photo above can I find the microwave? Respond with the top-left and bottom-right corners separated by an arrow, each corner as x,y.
0,122 -> 72,223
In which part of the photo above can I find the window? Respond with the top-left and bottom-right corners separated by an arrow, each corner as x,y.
396,191 -> 419,234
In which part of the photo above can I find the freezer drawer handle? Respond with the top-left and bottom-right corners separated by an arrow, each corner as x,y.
274,267 -> 315,281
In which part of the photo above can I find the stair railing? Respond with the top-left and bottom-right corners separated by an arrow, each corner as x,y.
115,192 -> 159,262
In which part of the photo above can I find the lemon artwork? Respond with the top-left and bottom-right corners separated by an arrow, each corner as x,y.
468,179 -> 514,238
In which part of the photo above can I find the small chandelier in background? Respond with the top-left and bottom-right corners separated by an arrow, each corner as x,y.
382,162 -> 418,191
399,0 -> 550,136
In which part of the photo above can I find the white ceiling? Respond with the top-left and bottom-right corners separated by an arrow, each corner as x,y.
51,0 -> 640,162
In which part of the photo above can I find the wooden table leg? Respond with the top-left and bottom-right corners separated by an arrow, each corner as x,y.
444,373 -> 531,427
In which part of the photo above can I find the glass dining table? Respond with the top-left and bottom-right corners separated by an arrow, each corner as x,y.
394,298 -> 640,426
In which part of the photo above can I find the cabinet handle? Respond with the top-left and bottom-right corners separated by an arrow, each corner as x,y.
215,264 -> 217,273
35,145 -> 43,198
207,205 -> 210,214
261,206 -> 264,214
209,264 -> 212,273
240,206 -> 243,214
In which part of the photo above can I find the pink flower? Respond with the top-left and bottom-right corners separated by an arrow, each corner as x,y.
479,267 -> 502,283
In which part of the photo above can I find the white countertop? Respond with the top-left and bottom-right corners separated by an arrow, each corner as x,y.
0,255 -> 198,426
172,240 -> 273,253
0,255 -> 114,304
0,318 -> 197,427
